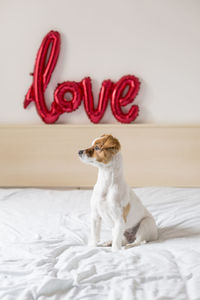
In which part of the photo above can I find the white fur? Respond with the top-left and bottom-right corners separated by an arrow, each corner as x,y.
79,142 -> 158,251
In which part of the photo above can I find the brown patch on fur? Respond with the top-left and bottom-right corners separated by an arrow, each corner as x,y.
123,203 -> 130,223
84,134 -> 121,164
93,134 -> 121,164
85,147 -> 94,157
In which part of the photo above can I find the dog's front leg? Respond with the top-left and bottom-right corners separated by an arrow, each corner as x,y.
112,219 -> 124,251
89,214 -> 101,247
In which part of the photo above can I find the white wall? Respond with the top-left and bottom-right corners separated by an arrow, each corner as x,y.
0,0 -> 200,124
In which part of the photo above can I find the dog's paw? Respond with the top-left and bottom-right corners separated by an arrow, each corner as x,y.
124,243 -> 133,249
125,240 -> 146,249
98,240 -> 112,247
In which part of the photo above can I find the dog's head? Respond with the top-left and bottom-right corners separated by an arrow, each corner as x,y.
78,134 -> 121,167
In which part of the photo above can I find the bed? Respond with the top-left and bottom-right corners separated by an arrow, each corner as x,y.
0,125 -> 200,300
0,187 -> 200,300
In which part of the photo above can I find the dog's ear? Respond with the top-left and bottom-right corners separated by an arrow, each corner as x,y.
101,133 -> 113,139
101,134 -> 108,137
103,135 -> 121,152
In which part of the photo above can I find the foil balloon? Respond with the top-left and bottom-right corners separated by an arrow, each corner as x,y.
54,81 -> 82,112
24,31 -> 62,123
24,30 -> 141,124
111,75 -> 140,123
81,77 -> 113,123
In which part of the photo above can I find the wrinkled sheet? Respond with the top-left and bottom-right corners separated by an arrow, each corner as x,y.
0,187 -> 200,300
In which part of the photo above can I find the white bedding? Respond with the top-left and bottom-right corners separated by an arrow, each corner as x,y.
0,187 -> 200,300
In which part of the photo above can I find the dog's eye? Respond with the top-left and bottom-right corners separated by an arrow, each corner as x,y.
95,145 -> 100,151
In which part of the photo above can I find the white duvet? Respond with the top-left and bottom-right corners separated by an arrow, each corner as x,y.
0,187 -> 200,300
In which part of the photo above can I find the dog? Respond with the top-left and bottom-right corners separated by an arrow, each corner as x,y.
78,134 -> 158,251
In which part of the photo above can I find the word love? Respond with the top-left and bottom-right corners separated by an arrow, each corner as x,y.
24,31 -> 140,124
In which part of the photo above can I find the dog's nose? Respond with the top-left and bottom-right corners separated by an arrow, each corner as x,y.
78,150 -> 84,156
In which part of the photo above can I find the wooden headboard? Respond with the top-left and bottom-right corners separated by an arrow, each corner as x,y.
0,124 -> 200,187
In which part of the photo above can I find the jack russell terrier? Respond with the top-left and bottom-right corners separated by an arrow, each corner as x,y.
78,134 -> 158,251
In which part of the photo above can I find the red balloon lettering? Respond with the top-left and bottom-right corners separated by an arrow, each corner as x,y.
24,31 -> 140,124
81,77 -> 113,123
54,81 -> 82,113
24,31 -> 61,123
111,75 -> 140,123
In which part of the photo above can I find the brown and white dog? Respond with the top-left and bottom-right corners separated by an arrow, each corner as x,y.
78,134 -> 158,251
